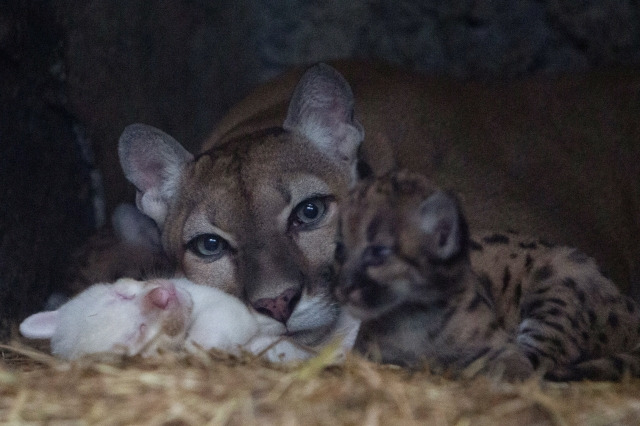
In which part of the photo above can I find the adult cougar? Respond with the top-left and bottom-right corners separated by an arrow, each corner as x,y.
118,62 -> 640,347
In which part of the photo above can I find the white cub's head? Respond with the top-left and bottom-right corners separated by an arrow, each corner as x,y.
20,278 -> 193,360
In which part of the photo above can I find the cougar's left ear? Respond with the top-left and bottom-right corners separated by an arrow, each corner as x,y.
283,63 -> 364,166
118,124 -> 194,227
419,191 -> 466,260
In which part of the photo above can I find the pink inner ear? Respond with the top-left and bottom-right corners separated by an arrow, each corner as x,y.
19,311 -> 59,339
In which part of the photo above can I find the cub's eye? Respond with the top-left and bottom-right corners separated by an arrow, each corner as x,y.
115,292 -> 135,301
187,233 -> 228,259
362,245 -> 392,267
291,197 -> 328,229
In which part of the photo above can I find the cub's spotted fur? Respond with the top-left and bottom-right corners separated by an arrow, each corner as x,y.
335,170 -> 640,380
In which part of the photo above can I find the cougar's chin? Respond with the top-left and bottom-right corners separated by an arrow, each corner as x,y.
285,294 -> 341,346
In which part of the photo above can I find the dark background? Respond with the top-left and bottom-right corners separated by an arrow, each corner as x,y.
1,0 -> 639,337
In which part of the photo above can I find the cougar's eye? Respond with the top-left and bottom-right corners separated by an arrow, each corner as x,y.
291,197 -> 328,229
187,234 -> 227,259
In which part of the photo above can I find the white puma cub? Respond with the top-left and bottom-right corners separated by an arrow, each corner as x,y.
20,277 -> 357,362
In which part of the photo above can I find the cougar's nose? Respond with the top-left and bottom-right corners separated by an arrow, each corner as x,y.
252,287 -> 301,324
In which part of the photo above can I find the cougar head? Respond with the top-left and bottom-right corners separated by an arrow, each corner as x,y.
118,64 -> 364,345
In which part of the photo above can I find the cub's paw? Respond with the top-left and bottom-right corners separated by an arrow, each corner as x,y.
465,348 -> 535,382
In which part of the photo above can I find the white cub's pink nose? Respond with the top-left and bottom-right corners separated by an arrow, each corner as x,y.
146,280 -> 178,309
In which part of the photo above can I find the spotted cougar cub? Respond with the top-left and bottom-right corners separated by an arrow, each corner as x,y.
335,170 -> 640,380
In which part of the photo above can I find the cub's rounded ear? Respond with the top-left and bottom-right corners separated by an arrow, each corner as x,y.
112,203 -> 162,251
118,124 -> 194,227
419,191 -> 465,260
283,63 -> 364,167
19,310 -> 59,339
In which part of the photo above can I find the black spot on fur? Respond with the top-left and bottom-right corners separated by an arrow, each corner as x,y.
588,310 -> 597,325
568,316 -> 579,329
527,352 -> 540,369
546,307 -> 561,317
520,341 -> 553,359
562,277 -> 577,291
466,347 -> 492,367
469,239 -> 483,251
581,331 -> 590,341
476,273 -> 493,299
532,264 -> 553,282
626,299 -> 636,314
542,320 -> 565,333
538,239 -> 555,248
356,160 -> 373,179
567,334 -> 580,349
547,298 -> 568,307
598,333 -> 608,344
612,356 -> 626,374
607,312 -> 619,328
432,299 -> 449,310
529,334 -> 547,343
593,343 -> 603,357
482,233 -> 510,244
334,242 -> 346,265
521,299 -> 544,317
519,241 -> 538,250
514,281 -> 522,306
483,321 -> 502,338
567,249 -> 590,264
509,253 -> 518,259
467,294 -> 483,311
525,254 -> 534,272
577,291 -> 586,304
501,266 -> 511,293
366,215 -> 381,243
605,294 -> 621,304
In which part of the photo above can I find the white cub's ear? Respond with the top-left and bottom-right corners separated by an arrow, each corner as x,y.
118,124 -> 194,227
283,63 -> 364,165
419,191 -> 463,260
19,311 -> 59,339
112,203 -> 162,251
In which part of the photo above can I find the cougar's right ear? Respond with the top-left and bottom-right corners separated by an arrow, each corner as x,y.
118,124 -> 193,227
283,63 -> 364,168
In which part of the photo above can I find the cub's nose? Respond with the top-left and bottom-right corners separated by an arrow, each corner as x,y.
252,287 -> 301,324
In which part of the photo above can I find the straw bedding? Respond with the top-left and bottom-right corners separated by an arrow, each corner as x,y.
1,342 -> 640,425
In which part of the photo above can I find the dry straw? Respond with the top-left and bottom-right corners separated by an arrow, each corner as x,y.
1,341 -> 640,425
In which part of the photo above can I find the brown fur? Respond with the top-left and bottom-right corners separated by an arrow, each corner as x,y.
118,62 -> 640,350
65,204 -> 174,296
211,62 -> 640,293
335,170 -> 640,380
